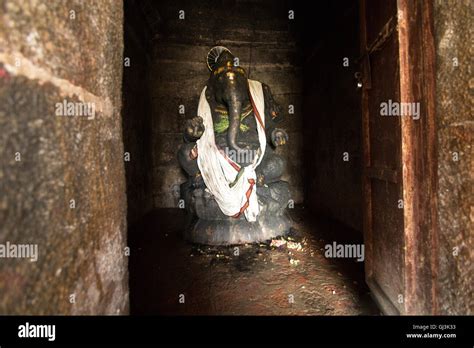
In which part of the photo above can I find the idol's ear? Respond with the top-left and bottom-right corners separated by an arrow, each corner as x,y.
206,46 -> 232,72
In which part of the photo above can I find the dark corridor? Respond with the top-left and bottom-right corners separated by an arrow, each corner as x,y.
123,0 -> 377,315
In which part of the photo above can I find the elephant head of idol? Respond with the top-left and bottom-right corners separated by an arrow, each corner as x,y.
207,46 -> 250,153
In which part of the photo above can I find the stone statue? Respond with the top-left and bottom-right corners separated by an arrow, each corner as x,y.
178,46 -> 291,245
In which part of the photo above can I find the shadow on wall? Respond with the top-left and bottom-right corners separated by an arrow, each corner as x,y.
300,0 -> 363,232
122,0 -> 158,226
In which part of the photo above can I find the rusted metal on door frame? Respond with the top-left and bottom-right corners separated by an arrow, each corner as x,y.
356,14 -> 397,90
368,16 -> 397,54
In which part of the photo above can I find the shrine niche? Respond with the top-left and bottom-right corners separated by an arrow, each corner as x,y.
178,47 -> 291,245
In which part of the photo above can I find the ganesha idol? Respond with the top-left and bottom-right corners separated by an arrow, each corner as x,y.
178,46 -> 292,245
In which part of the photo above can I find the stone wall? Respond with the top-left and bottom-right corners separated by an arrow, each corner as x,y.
433,0 -> 473,315
0,0 -> 128,314
149,0 -> 304,208
301,1 -> 363,232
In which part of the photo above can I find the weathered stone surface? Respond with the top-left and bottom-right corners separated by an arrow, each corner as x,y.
433,0 -> 473,315
277,130 -> 304,203
0,0 -> 123,98
154,44 -> 302,66
152,165 -> 184,208
0,0 -> 128,314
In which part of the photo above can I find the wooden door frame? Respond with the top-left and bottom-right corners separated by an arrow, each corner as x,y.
359,0 -> 439,315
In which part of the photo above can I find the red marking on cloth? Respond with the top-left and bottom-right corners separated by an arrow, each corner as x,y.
229,83 -> 264,218
232,178 -> 255,218
218,148 -> 241,172
0,67 -> 10,80
225,155 -> 240,172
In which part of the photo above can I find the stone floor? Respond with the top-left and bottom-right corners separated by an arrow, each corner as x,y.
129,207 -> 379,315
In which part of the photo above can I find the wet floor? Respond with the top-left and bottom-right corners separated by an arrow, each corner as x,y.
129,207 -> 379,315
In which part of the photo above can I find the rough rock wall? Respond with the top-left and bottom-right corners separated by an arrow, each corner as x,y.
0,0 -> 128,314
302,1 -> 363,232
149,0 -> 304,208
433,0 -> 473,315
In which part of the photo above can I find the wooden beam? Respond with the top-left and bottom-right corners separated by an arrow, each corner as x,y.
397,0 -> 438,314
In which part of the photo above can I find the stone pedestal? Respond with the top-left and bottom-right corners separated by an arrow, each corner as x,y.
182,181 -> 291,245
